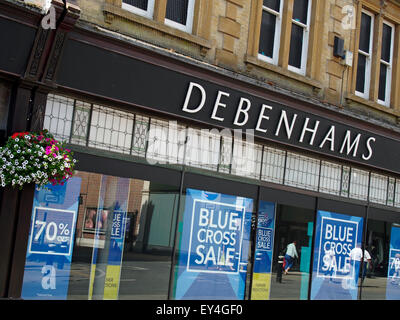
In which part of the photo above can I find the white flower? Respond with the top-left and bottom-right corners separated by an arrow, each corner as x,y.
15,138 -> 19,142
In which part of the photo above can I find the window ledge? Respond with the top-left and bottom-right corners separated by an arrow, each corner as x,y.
103,3 -> 211,52
244,55 -> 323,92
345,93 -> 400,118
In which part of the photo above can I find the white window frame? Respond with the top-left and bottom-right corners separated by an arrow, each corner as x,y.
164,0 -> 195,33
287,0 -> 312,75
122,0 -> 155,19
355,10 -> 374,100
377,20 -> 395,107
258,0 -> 284,65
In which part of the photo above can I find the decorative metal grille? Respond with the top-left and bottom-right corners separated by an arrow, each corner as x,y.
319,161 -> 342,196
88,104 -> 134,154
131,114 -> 149,157
341,166 -> 350,198
284,152 -> 320,191
395,179 -> 400,208
218,133 -> 232,174
261,146 -> 285,184
387,177 -> 396,206
43,94 -> 74,141
70,99 -> 91,146
349,168 -> 369,201
231,140 -> 263,180
43,94 -> 400,210
369,173 -> 388,205
185,127 -> 220,171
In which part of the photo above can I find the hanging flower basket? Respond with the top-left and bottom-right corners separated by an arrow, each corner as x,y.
0,130 -> 77,189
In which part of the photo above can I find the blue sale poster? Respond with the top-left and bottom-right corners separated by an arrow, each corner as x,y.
88,175 -> 130,300
386,224 -> 400,300
251,201 -> 275,300
174,188 -> 253,300
21,177 -> 81,299
310,210 -> 364,300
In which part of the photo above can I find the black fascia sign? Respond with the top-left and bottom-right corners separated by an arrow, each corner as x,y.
57,39 -> 400,174
179,81 -> 398,171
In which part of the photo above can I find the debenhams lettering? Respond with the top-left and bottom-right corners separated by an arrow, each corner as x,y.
182,81 -> 376,162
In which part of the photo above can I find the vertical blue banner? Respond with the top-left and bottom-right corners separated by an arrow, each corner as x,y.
311,210 -> 364,300
386,225 -> 400,300
21,177 -> 82,299
251,201 -> 275,300
89,175 -> 130,300
174,188 -> 253,300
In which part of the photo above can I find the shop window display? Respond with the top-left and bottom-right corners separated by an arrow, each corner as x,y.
22,170 -> 179,300
269,205 -> 315,300
361,219 -> 400,300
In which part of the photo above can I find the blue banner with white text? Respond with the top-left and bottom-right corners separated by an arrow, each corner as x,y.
386,225 -> 400,300
251,201 -> 275,300
310,210 -> 364,300
21,177 -> 81,299
174,188 -> 253,300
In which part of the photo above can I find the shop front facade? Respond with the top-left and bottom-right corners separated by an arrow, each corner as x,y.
1,0 -> 400,300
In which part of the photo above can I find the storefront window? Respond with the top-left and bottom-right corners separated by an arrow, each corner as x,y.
310,210 -> 364,300
269,204 -> 315,300
21,171 -> 180,300
251,201 -> 276,300
361,217 -> 400,300
173,188 -> 254,299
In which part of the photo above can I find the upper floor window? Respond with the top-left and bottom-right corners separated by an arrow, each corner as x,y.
288,0 -> 311,75
122,0 -> 155,18
378,21 -> 394,107
121,0 -> 196,34
353,6 -> 398,109
258,0 -> 283,65
250,0 -> 318,79
355,10 -> 374,99
165,0 -> 196,33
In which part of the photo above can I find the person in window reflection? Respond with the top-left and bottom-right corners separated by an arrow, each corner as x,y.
349,246 -> 372,287
284,240 -> 299,275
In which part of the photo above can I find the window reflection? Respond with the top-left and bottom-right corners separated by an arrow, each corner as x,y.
270,205 -> 314,300
67,171 -> 179,300
361,219 -> 400,300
